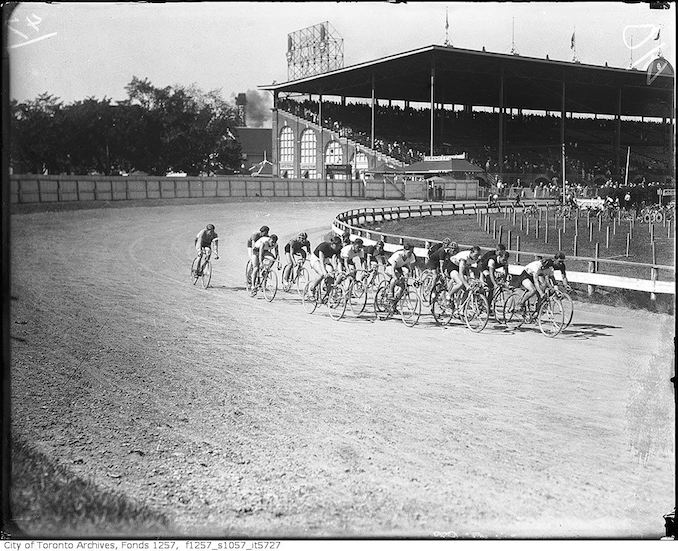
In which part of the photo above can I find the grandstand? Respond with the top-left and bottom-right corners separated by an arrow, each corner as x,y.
260,44 -> 674,192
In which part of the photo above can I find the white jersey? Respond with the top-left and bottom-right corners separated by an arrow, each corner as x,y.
340,244 -> 364,261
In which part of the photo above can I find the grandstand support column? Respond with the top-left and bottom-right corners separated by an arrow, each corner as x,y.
615,88 -> 622,177
430,58 -> 436,156
498,68 -> 504,179
319,95 -> 325,182
370,74 -> 376,151
561,81 -> 566,204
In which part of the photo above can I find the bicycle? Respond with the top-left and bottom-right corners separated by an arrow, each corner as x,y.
486,278 -> 513,325
248,258 -> 278,301
301,273 -> 345,319
191,251 -> 217,288
503,287 -> 565,337
373,273 -> 422,327
282,256 -> 310,296
417,269 -> 438,305
553,285 -> 574,329
524,204 -> 539,218
430,278 -> 490,332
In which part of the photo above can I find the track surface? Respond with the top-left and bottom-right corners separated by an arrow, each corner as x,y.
9,199 -> 675,538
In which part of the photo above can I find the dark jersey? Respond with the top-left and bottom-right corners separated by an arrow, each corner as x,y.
364,244 -> 385,258
427,242 -> 445,259
541,258 -> 567,277
426,247 -> 450,270
314,242 -> 339,259
198,230 -> 218,248
285,238 -> 311,255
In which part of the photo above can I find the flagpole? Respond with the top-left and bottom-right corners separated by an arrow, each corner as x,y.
624,146 -> 630,187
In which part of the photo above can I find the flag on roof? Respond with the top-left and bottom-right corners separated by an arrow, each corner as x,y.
570,32 -> 575,49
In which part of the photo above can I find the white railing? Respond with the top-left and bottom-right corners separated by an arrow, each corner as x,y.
332,201 -> 675,299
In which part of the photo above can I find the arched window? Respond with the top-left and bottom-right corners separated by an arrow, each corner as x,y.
300,129 -> 317,166
280,127 -> 295,163
325,140 -> 343,165
279,126 -> 295,178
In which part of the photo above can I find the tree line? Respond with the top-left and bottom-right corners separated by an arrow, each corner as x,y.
10,77 -> 243,176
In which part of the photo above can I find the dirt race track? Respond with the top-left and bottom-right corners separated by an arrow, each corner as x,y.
9,198 -> 675,538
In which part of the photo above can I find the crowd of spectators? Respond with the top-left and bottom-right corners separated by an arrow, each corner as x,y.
278,98 -> 671,183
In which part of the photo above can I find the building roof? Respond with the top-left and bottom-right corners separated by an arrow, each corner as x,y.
404,158 -> 483,174
260,45 -> 674,118
233,127 -> 272,159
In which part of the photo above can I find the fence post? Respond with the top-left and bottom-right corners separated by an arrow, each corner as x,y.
650,267 -> 657,302
594,243 -> 600,271
669,220 -> 672,239
515,235 -> 521,264
573,233 -> 578,256
589,222 -> 593,243
587,261 -> 595,297
598,215 -> 602,232
605,226 -> 610,249
562,216 -> 566,234
512,210 -> 516,225
544,219 -> 549,243
520,213 -> 524,232
508,230 -> 512,252
56,179 -> 61,202
558,229 -> 562,251
526,217 -> 530,235
535,219 -> 539,240
612,216 -> 616,235
499,225 -> 503,245
626,233 -> 630,257
652,241 -> 656,265
629,221 -> 633,239
485,215 -> 490,233
37,179 -> 42,203
574,216 -> 578,235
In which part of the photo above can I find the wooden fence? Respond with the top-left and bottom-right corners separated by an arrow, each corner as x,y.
9,175 -> 367,203
331,201 -> 675,300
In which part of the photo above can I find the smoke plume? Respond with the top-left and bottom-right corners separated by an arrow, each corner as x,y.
245,89 -> 272,128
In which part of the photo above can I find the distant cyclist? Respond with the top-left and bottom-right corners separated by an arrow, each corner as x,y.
194,224 -> 219,275
282,232 -> 312,286
307,235 -> 342,297
476,244 -> 510,298
363,240 -> 387,268
247,225 -> 269,285
338,238 -> 365,283
445,245 -> 482,304
251,234 -> 279,290
385,243 -> 417,299
516,251 -> 570,310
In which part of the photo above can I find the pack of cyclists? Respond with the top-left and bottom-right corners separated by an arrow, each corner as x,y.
195,222 -> 572,325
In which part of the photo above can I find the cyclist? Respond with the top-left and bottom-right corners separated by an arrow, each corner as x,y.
476,244 -> 510,298
341,229 -> 352,246
385,243 -> 417,299
251,234 -> 279,290
426,239 -> 458,274
194,224 -> 219,275
282,232 -> 312,287
307,235 -> 342,297
445,245 -> 482,305
246,225 -> 269,285
516,251 -> 570,310
364,239 -> 387,268
338,238 -> 365,284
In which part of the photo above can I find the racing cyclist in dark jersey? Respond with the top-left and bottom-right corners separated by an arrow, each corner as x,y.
194,224 -> 219,276
363,240 -> 387,268
282,232 -> 312,287
476,244 -> 509,299
307,236 -> 342,297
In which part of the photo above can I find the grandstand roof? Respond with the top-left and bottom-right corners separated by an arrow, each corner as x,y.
260,45 -> 674,118
405,158 -> 483,174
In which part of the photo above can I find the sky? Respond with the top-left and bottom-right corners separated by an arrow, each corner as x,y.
6,1 -> 676,126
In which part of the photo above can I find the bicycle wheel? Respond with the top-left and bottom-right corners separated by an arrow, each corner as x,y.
373,282 -> 391,321
503,291 -> 527,331
200,260 -> 212,288
349,279 -> 368,316
327,283 -> 347,320
191,257 -> 200,285
262,269 -> 278,302
557,291 -> 574,328
464,292 -> 489,333
538,295 -> 565,337
491,286 -> 512,324
296,267 -> 311,296
245,261 -> 252,291
399,285 -> 421,327
302,282 -> 318,314
419,270 -> 436,305
431,289 -> 455,326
